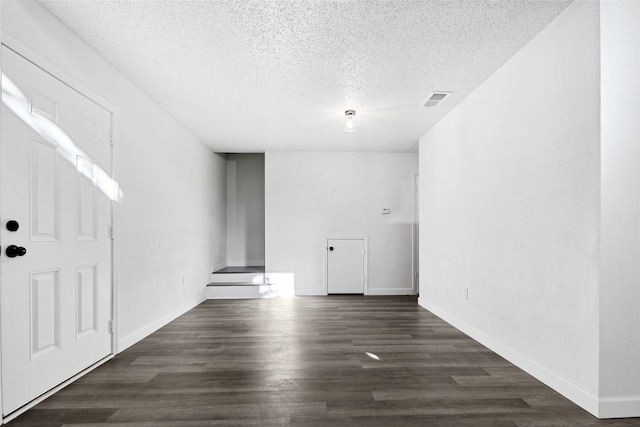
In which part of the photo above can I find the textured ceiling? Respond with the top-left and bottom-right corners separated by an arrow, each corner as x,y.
37,0 -> 573,153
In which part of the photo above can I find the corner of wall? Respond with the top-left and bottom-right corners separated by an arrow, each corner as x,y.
418,0 -> 601,417
418,298 -> 601,417
597,0 -> 640,416
598,397 -> 640,419
117,292 -> 206,353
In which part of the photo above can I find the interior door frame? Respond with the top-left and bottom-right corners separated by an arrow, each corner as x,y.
412,172 -> 419,296
0,32 -> 121,422
324,235 -> 368,296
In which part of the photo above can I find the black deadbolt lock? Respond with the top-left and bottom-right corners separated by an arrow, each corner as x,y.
6,220 -> 19,232
5,245 -> 26,258
329,246 -> 334,251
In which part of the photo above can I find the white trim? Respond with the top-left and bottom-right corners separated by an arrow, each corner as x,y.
117,293 -> 205,352
418,297 -> 600,418
2,355 -> 112,424
598,396 -> 640,419
367,288 -> 415,296
1,32 -> 117,112
412,172 -> 419,295
0,22 -> 5,419
110,112 -> 120,354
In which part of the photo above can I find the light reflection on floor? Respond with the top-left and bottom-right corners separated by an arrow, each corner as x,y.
365,351 -> 382,361
259,272 -> 296,298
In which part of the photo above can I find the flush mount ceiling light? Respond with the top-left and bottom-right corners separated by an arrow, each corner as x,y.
343,109 -> 357,133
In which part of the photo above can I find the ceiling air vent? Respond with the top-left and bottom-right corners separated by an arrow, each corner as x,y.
421,91 -> 451,108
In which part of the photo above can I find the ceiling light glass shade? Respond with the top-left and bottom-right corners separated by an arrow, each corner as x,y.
343,110 -> 357,132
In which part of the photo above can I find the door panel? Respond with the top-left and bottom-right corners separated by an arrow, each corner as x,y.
30,269 -> 61,359
1,46 -> 113,416
76,264 -> 98,338
327,239 -> 365,294
76,155 -> 98,240
30,138 -> 61,241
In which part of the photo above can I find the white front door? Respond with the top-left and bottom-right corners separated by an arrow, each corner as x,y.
1,46 -> 113,416
327,239 -> 365,294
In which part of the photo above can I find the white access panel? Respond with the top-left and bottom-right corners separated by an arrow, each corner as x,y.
327,238 -> 366,294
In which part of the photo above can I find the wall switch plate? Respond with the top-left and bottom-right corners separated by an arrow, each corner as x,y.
381,208 -> 390,214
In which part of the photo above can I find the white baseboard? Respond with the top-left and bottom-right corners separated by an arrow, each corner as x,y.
367,287 -> 416,296
117,293 -> 206,353
418,297 -> 600,418
599,396 -> 640,419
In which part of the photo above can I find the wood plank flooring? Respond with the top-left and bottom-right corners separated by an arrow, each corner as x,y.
8,296 -> 640,426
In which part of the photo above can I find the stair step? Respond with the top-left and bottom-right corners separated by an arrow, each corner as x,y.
207,282 -> 265,287
206,282 -> 278,299
210,272 -> 265,284
212,266 -> 265,274
206,271 -> 295,299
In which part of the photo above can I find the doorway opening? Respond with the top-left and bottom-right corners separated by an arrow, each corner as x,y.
224,153 -> 265,269
209,153 -> 267,295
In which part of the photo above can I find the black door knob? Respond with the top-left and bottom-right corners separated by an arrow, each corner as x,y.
6,220 -> 19,232
329,246 -> 334,251
5,245 -> 26,258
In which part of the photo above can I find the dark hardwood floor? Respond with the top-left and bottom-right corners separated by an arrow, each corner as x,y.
8,296 -> 640,426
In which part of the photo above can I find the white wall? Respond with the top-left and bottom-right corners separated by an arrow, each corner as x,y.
419,0 -> 601,415
1,1 -> 226,350
266,151 -> 417,295
210,153 -> 228,272
226,153 -> 265,267
599,0 -> 640,418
